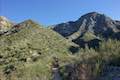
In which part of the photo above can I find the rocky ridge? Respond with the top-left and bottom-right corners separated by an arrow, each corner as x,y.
53,12 -> 120,41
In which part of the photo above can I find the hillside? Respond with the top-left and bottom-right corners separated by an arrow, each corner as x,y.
0,18 -> 77,80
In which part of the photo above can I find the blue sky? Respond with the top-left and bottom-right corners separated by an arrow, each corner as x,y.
0,0 -> 120,25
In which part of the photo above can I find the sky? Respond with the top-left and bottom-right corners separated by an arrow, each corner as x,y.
0,0 -> 120,25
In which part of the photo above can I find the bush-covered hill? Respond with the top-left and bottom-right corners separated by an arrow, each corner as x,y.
0,19 -> 77,80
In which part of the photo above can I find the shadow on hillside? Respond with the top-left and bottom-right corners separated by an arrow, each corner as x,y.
72,38 -> 101,49
107,56 -> 120,66
69,32 -> 120,54
112,32 -> 120,40
60,56 -> 103,80
69,46 -> 79,54
69,38 -> 101,54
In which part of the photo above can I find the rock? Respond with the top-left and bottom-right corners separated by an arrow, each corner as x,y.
26,51 -> 40,62
0,16 -> 13,34
32,51 -> 40,57
26,57 -> 32,63
31,51 -> 40,62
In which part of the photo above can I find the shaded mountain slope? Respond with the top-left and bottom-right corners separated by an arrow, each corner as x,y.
53,12 -> 120,48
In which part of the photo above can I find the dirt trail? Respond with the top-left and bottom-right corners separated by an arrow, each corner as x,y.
52,68 -> 62,80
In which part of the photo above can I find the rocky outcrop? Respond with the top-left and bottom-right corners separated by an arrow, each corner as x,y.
0,16 -> 13,35
0,18 -> 39,36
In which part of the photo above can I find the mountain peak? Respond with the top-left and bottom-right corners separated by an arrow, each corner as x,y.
19,19 -> 40,26
23,19 -> 35,23
84,12 -> 102,15
53,12 -> 120,40
79,12 -> 106,21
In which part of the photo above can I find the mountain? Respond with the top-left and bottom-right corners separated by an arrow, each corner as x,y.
53,12 -> 120,46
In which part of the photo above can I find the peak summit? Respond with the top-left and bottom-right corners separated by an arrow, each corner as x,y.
16,19 -> 41,29
79,12 -> 106,21
83,12 -> 103,16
